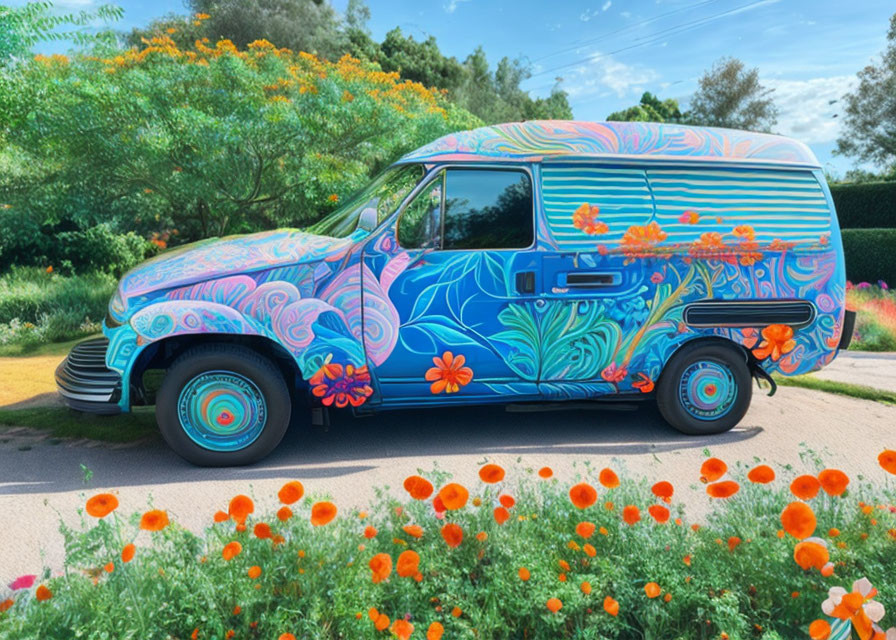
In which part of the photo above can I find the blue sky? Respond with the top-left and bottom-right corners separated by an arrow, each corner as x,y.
20,0 -> 895,175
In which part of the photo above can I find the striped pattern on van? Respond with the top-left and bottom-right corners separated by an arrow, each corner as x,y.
541,165 -> 653,251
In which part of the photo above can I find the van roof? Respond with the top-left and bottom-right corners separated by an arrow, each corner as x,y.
397,120 -> 821,169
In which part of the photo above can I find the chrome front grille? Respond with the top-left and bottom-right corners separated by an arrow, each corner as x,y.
55,337 -> 122,414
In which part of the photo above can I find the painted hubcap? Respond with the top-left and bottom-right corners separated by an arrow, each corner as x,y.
678,360 -> 737,421
177,371 -> 267,451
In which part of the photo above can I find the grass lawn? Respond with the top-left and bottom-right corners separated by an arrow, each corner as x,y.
774,374 -> 896,405
0,406 -> 158,442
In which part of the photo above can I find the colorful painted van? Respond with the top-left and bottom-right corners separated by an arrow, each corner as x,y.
56,121 -> 853,465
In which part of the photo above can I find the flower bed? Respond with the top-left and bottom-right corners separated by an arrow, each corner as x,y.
847,282 -> 896,351
2,454 -> 896,640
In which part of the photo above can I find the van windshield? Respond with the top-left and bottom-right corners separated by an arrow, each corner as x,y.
306,164 -> 425,239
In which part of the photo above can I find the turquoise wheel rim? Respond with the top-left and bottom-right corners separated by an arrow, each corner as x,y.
678,360 -> 737,421
177,370 -> 267,452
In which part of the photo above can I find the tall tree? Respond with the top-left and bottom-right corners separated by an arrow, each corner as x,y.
606,91 -> 683,123
686,57 -> 777,132
835,12 -> 896,172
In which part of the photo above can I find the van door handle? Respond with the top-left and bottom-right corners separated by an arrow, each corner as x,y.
565,272 -> 620,287
515,271 -> 536,294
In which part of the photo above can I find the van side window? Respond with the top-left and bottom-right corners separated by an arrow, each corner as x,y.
541,165 -> 653,250
442,169 -> 533,250
397,174 -> 443,249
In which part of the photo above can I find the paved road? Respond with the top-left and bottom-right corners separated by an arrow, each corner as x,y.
812,350 -> 896,392
2,384 -> 895,584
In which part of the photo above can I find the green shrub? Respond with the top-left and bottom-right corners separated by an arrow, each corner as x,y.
830,182 -> 896,229
846,283 -> 896,351
0,455 -> 895,640
841,228 -> 896,286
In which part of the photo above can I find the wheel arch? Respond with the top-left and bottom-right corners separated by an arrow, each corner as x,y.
658,335 -> 753,385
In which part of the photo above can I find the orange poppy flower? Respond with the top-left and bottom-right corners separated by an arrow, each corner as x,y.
727,536 -> 741,551
140,510 -> 169,531
546,597 -> 562,613
228,495 -> 254,524
441,523 -> 463,548
518,567 -> 531,581
603,596 -> 619,616
103,562 -> 114,573
368,608 -> 379,621
584,543 -> 596,557
879,450 -> 896,475
375,614 -> 390,631
752,324 -> 796,362
121,543 -> 135,563
253,523 -> 272,539
808,619 -> 831,640
438,483 -> 469,510
214,510 -> 229,523
493,507 -> 510,525
362,525 -> 378,539
818,469 -> 850,497
706,481 -> 740,498
623,505 -> 641,525
651,481 -> 674,501
278,481 -> 304,505
747,465 -> 776,484
391,619 -> 414,640
403,475 -> 434,500
396,550 -> 420,578
644,582 -> 661,598
683,555 -> 691,566
794,540 -> 829,571
791,475 -> 821,500
432,495 -> 446,512
222,541 -> 242,561
0,599 -> 12,613
277,507 -> 293,522
580,581 -> 592,595
451,607 -> 462,618
781,501 -> 817,539
425,351 -> 474,394
310,501 -> 337,526
479,464 -> 505,483
402,524 -> 423,538
700,458 -> 727,483
369,553 -> 392,583
599,468 -> 620,488
569,483 -> 598,509
648,505 -> 670,523
248,565 -> 262,579
85,493 -> 119,518
499,494 -> 515,508
427,622 -> 444,640
538,467 -> 553,478
476,531 -> 488,542
35,585 -> 52,602
576,521 -> 596,538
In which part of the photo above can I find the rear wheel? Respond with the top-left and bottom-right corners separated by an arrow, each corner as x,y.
656,341 -> 752,435
156,344 -> 291,466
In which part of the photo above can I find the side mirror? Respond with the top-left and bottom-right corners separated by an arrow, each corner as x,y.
358,206 -> 378,231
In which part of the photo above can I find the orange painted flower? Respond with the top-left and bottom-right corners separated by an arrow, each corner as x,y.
747,464 -> 776,484
546,597 -> 563,613
581,581 -> 592,595
576,521 -> 596,538
700,458 -> 728,482
427,622 -> 444,640
599,468 -> 620,488
391,619 -> 414,640
228,495 -> 254,524
402,524 -> 423,538
732,225 -> 755,240
727,536 -> 742,551
818,469 -> 850,496
499,494 -> 515,508
651,481 -> 674,501
310,501 -> 337,526
277,506 -> 293,522
603,596 -> 620,616
648,504 -> 670,523
222,541 -> 242,561
35,585 -> 52,602
310,361 -> 373,407
369,553 -> 392,583
375,613 -> 390,631
791,475 -> 821,500
794,539 -> 830,571
781,501 -> 817,539
632,372 -> 655,393
437,483 -> 469,510
518,567 -> 530,581
278,481 -> 304,505
572,203 -> 609,235
644,582 -> 661,598
622,505 -> 641,525
248,565 -> 262,579
706,481 -> 740,498
214,510 -> 229,523
121,543 -> 135,563
85,493 -> 119,518
879,450 -> 896,475
278,635 -> 296,640
476,531 -> 488,542
403,475 -> 435,500
808,619 -> 831,640
425,352 -> 474,394
440,523 -> 463,548
479,464 -> 505,483
396,550 -> 420,578
752,324 -> 796,362
583,543 -> 596,557
679,210 -> 701,224
253,523 -> 272,539
621,222 -> 667,259
0,599 -> 12,613
140,510 -> 169,531
569,482 -> 598,509
538,467 -> 553,478
493,507 -> 510,525
363,525 -> 378,539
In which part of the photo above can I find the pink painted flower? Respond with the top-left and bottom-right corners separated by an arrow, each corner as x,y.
650,271 -> 664,284
9,575 -> 36,591
601,363 -> 627,383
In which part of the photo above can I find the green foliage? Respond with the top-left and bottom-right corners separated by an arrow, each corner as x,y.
835,12 -> 896,172
606,92 -> 684,123
0,406 -> 157,442
845,283 -> 896,352
686,57 -> 778,132
831,181 -> 896,229
0,268 -> 116,348
841,229 -> 896,286
0,459 -> 895,639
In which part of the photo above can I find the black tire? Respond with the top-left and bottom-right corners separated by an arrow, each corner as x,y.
656,340 -> 752,435
156,344 -> 291,466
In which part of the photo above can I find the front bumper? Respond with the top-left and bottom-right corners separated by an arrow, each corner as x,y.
55,337 -> 122,415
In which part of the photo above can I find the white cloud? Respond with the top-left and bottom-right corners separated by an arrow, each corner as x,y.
564,51 -> 659,99
579,9 -> 599,22
766,75 -> 856,144
602,1 -> 612,11
621,11 -> 632,18
443,0 -> 472,14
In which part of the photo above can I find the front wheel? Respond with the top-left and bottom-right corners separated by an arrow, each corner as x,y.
656,341 -> 752,436
156,344 -> 291,466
